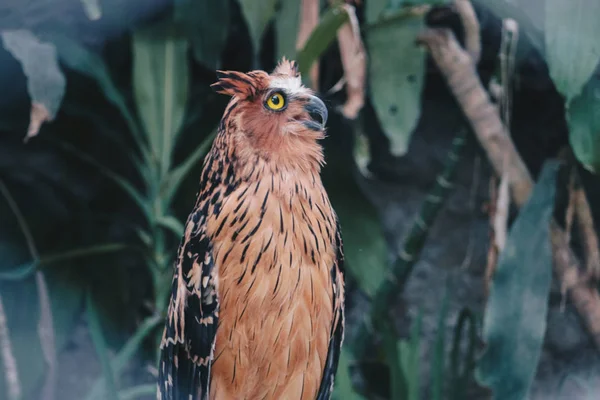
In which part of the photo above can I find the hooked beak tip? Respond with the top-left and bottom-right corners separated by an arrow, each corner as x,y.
303,95 -> 328,130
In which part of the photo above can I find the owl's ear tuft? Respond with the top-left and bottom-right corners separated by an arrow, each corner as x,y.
211,70 -> 263,99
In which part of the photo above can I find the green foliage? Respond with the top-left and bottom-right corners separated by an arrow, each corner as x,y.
47,33 -> 147,154
132,22 -> 190,175
449,308 -> 478,400
87,291 -> 120,400
545,0 -> 600,103
85,315 -> 162,400
476,161 -> 559,399
365,6 -> 427,156
329,181 -> 389,297
353,129 -> 468,360
237,0 -> 278,59
274,0 -> 301,60
297,5 -> 350,77
399,310 -> 423,400
174,0 -> 230,69
566,78 -> 600,173
0,244 -> 83,398
431,288 -> 450,400
332,349 -> 366,400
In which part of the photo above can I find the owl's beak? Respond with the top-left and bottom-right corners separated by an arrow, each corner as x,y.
303,95 -> 328,131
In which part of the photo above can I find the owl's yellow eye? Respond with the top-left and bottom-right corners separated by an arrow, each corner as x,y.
266,92 -> 286,110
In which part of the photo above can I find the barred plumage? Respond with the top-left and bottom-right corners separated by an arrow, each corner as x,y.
158,58 -> 345,400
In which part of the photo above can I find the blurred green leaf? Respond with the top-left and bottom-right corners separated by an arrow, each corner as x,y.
87,291 -> 120,400
86,315 -> 162,400
156,215 -> 184,237
0,243 -> 129,282
430,286 -> 449,400
330,181 -> 389,297
133,22 -> 190,174
174,0 -> 229,70
1,29 -> 66,139
384,322 -> 407,400
566,77 -> 600,174
297,5 -> 350,77
545,0 -> 600,102
449,308 -> 478,400
476,161 -> 558,399
163,129 -> 217,206
399,309 -> 423,400
365,0 -> 389,24
332,348 -> 366,400
275,0 -> 301,60
45,33 -> 147,154
56,141 -> 152,222
237,0 -> 278,57
366,9 -> 427,156
0,244 -> 83,399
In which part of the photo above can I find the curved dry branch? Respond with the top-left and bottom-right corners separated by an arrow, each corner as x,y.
416,25 -> 600,351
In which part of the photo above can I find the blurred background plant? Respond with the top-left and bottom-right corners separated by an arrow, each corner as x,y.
0,0 -> 599,399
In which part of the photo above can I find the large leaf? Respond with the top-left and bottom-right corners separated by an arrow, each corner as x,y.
274,0 -> 301,60
365,9 -> 427,156
174,0 -> 229,69
566,77 -> 600,173
1,30 -> 66,140
132,21 -> 190,173
545,0 -> 600,102
476,161 -> 558,399
237,0 -> 278,57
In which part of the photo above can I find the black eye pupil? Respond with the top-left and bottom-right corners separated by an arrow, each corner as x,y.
271,95 -> 280,105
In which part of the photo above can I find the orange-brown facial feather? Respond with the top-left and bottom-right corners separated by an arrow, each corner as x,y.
158,58 -> 344,400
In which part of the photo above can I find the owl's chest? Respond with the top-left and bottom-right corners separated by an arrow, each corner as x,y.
204,180 -> 338,398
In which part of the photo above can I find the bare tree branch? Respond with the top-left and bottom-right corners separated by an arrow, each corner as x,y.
416,22 -> 600,351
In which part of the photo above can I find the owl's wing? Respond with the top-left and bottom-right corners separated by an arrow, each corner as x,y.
158,208 -> 219,400
316,221 -> 346,400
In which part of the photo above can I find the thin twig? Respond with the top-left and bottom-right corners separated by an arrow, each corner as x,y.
484,175 -> 498,297
494,165 -> 510,252
551,220 -> 600,346
0,293 -> 21,400
331,2 -> 366,119
572,173 -> 600,281
0,179 -> 57,400
454,0 -> 481,63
